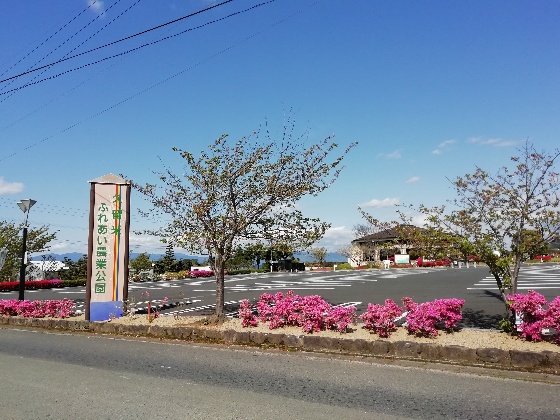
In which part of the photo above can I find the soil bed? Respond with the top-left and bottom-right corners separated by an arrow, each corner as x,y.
91,314 -> 560,353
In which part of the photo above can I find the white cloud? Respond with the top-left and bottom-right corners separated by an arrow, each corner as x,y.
406,176 -> 420,184
0,177 -> 24,195
410,213 -> 428,226
431,139 -> 456,155
50,242 -> 71,251
315,225 -> 354,251
129,235 -> 167,254
87,0 -> 105,16
377,149 -> 402,159
467,137 -> 518,147
360,197 -> 400,208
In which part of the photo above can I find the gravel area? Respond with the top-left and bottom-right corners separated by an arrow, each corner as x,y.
96,314 -> 560,353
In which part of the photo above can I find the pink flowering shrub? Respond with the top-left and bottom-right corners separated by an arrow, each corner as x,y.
0,298 -> 75,318
404,297 -> 465,337
542,297 -> 560,344
248,290 -> 356,333
325,306 -> 357,333
238,300 -> 258,327
360,297 -> 464,338
359,299 -> 403,338
507,290 -> 560,342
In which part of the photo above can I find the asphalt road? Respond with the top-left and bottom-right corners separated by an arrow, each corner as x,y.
1,327 -> 559,419
3,263 -> 560,329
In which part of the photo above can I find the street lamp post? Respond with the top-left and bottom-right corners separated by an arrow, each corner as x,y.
17,199 -> 36,301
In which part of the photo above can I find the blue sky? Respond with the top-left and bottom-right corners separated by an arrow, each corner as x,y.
1,0 -> 559,257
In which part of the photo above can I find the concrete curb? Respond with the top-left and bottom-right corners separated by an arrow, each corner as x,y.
2,316 -> 559,375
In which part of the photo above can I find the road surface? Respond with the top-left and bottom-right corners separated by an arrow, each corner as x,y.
1,327 -> 559,419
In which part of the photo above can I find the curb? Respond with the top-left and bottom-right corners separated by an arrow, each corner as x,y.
2,316 -> 559,375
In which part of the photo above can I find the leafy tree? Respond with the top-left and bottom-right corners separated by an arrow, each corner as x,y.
59,255 -> 87,280
172,258 -> 197,272
513,229 -> 549,260
130,252 -> 153,271
242,243 -> 268,269
411,141 -> 560,310
129,121 -> 356,317
161,243 -> 176,273
226,246 -> 255,270
0,220 -> 57,281
308,246 -> 328,266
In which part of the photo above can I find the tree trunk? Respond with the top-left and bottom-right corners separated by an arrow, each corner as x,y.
214,254 -> 225,317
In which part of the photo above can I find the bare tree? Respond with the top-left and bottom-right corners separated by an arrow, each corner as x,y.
308,246 -> 328,266
412,141 -> 560,311
336,243 -> 364,266
128,120 -> 357,318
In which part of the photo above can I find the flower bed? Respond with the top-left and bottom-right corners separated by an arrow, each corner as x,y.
0,279 -> 63,292
0,298 -> 74,318
239,291 -> 465,338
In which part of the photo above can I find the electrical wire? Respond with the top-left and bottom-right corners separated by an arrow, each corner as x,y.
0,0 -> 320,163
1,0 -> 141,104
0,0 -> 125,95
0,0 -> 235,85
0,0 -> 102,78
0,0 -> 274,97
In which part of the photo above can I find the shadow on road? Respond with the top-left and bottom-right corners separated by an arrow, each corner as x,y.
482,289 -> 505,302
460,308 -> 504,329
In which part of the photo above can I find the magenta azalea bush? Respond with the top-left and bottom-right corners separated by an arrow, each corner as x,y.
240,291 -> 465,337
240,291 -> 357,333
359,299 -> 403,338
360,297 -> 465,338
508,290 -> 560,343
403,297 -> 465,337
0,298 -> 75,318
238,300 -> 258,327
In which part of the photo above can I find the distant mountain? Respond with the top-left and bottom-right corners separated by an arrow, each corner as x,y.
32,252 -> 85,262
133,252 -> 206,262
294,252 -> 346,263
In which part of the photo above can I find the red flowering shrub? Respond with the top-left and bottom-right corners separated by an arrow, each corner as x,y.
188,270 -> 214,278
535,255 -> 552,262
0,279 -> 63,292
416,258 -> 451,268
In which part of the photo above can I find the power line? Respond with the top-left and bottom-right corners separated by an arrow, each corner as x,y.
0,0 -> 101,78
0,0 -> 234,85
1,0 -> 140,103
0,0 -> 272,97
0,0 -> 320,163
0,0 -> 125,96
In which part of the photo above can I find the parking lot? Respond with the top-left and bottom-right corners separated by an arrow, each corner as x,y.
3,263 -> 560,329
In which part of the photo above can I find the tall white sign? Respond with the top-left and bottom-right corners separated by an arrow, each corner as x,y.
86,174 -> 131,322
